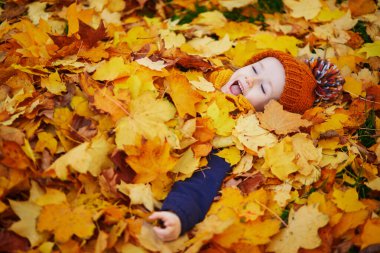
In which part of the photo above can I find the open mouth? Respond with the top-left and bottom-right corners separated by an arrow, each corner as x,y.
230,80 -> 244,95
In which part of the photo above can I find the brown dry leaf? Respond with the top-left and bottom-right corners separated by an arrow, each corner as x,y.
78,20 -> 106,48
0,141 -> 31,170
348,0 -> 377,17
257,100 -> 312,135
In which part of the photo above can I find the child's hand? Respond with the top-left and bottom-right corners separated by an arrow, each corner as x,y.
149,211 -> 181,242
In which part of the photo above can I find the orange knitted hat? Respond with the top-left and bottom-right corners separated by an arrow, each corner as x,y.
247,50 -> 317,114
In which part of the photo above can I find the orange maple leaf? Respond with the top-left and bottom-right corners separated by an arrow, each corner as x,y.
166,73 -> 203,117
257,100 -> 312,135
125,139 -> 178,183
37,203 -> 95,243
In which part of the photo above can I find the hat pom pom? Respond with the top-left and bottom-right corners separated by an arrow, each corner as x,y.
305,57 -> 345,104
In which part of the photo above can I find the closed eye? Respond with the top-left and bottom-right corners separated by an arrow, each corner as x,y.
261,84 -> 266,94
252,66 -> 258,74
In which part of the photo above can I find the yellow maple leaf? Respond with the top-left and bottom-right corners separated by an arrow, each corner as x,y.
212,220 -> 244,248
113,74 -> 156,100
151,174 -> 173,201
125,139 -> 178,183
357,41 -> 380,59
47,135 -> 114,180
240,188 -> 268,221
242,219 -> 281,245
185,35 -> 232,58
193,11 -> 227,30
9,200 -> 47,247
166,74 -> 203,117
172,148 -> 200,179
189,76 -> 216,92
34,188 -> 67,206
361,218 -> 380,249
205,95 -> 236,136
70,96 -> 94,118
159,29 -> 186,49
216,147 -> 241,166
92,57 -> 131,81
332,209 -> 369,238
284,0 -> 322,20
319,150 -> 348,169
312,4 -> 345,22
343,76 -> 363,98
115,92 -> 176,148
188,214 -> 235,253
27,2 -> 50,25
233,113 -> 277,154
262,136 -> 298,180
257,100 -> 312,135
37,203 -> 95,243
332,187 -> 366,212
267,204 -> 329,253
213,218 -> 280,247
66,3 -> 93,36
12,19 -> 56,58
93,86 -> 129,122
117,181 -> 155,211
215,21 -> 258,41
34,132 -> 58,155
66,3 -> 79,35
292,133 -> 322,176
253,33 -> 302,56
123,26 -> 156,51
225,39 -> 259,66
311,113 -> 348,139
77,43 -> 110,62
135,222 -> 176,253
307,192 -> 340,224
209,187 -> 243,220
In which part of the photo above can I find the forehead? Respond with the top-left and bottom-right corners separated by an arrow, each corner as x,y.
254,57 -> 283,70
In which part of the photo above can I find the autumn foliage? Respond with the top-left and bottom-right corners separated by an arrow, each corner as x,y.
0,0 -> 380,252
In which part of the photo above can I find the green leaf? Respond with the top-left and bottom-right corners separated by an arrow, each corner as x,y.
257,0 -> 284,14
352,20 -> 373,43
357,109 -> 376,148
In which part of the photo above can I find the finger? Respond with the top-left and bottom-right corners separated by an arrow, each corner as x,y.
148,212 -> 165,221
153,226 -> 174,241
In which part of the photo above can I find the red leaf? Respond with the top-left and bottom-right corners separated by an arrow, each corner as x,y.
0,230 -> 29,252
78,20 -> 106,48
238,172 -> 266,194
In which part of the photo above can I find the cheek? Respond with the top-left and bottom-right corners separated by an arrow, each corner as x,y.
244,90 -> 269,110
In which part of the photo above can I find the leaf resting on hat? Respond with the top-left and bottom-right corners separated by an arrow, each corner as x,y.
257,100 -> 312,135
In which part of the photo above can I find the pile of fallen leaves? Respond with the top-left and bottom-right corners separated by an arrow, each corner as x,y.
0,0 -> 380,252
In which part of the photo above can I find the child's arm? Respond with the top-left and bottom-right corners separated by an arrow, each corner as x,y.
149,152 -> 231,241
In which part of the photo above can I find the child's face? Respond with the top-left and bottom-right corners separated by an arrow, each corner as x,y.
221,57 -> 286,111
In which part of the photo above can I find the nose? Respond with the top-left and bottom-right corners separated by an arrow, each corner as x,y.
247,77 -> 261,88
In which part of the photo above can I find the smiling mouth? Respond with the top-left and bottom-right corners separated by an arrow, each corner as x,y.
230,80 -> 244,95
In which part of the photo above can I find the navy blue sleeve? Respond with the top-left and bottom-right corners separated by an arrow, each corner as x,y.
161,152 -> 232,235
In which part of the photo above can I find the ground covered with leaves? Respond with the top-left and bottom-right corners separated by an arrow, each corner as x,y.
0,0 -> 380,252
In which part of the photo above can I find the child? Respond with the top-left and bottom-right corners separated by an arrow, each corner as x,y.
149,50 -> 344,241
